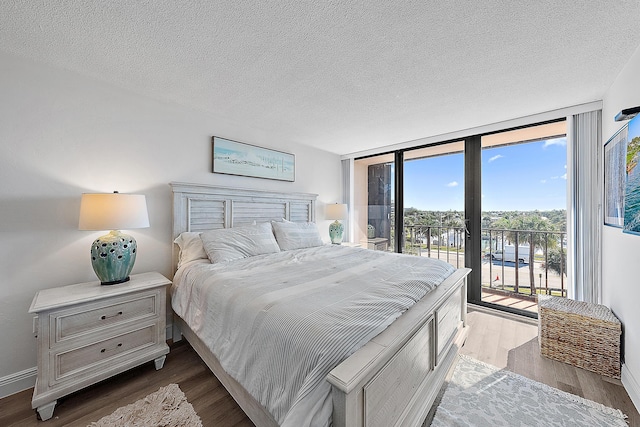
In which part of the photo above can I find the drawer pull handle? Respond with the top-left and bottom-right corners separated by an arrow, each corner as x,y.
100,311 -> 123,320
100,343 -> 123,354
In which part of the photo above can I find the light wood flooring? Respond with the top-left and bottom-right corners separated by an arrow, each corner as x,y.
463,305 -> 639,426
1,306 -> 638,426
0,342 -> 253,427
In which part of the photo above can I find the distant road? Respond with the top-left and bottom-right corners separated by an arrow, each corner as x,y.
419,251 -> 566,296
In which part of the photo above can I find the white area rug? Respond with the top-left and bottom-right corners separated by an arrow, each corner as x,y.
431,355 -> 628,427
88,383 -> 202,427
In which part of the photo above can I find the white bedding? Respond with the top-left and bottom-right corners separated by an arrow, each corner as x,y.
172,245 -> 455,427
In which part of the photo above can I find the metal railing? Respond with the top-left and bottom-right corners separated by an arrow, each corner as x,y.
404,225 -> 466,268
403,225 -> 567,298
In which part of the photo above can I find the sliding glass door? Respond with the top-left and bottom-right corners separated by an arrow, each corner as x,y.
352,119 -> 568,317
480,122 -> 567,313
403,142 -> 465,267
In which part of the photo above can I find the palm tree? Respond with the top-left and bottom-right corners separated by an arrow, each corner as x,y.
511,215 -> 558,295
490,214 -> 556,294
546,247 -> 567,277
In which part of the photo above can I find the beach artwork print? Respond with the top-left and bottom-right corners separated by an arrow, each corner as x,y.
212,137 -> 295,182
604,126 -> 627,227
624,115 -> 640,235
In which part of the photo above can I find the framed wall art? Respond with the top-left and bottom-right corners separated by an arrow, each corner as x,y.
604,124 -> 628,227
623,115 -> 640,235
212,136 -> 295,182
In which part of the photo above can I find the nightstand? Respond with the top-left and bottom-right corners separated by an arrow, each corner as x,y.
360,237 -> 389,251
29,272 -> 171,421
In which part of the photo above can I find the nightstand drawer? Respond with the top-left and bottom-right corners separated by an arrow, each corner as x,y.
53,324 -> 158,382
54,291 -> 159,344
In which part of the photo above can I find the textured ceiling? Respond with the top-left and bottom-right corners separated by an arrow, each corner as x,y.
2,1 -> 640,155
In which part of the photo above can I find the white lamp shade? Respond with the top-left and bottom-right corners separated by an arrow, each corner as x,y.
326,203 -> 348,220
79,193 -> 150,230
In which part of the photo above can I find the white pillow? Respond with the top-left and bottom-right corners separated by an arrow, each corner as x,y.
173,222 -> 260,267
174,232 -> 208,268
271,221 -> 323,251
200,222 -> 280,263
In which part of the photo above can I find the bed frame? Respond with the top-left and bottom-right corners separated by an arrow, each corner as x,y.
170,182 -> 470,427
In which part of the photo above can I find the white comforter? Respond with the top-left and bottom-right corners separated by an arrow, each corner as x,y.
172,245 -> 455,427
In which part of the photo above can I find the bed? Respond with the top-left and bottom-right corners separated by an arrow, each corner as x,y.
170,182 -> 470,427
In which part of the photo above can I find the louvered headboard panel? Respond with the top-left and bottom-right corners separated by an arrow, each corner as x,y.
170,182 -> 317,272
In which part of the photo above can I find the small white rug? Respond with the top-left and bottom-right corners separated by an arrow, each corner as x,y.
431,355 -> 628,427
88,383 -> 202,427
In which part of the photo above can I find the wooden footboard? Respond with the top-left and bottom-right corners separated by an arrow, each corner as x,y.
173,268 -> 469,427
327,268 -> 469,427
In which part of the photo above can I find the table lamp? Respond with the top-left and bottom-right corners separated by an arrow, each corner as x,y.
326,203 -> 348,244
78,192 -> 150,285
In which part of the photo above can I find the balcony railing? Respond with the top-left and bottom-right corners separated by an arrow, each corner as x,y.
404,225 -> 466,267
403,225 -> 567,299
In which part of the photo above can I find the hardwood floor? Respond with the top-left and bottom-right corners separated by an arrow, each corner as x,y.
0,341 -> 254,427
463,305 -> 640,426
1,307 -> 638,426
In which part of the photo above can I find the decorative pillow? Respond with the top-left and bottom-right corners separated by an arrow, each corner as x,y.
200,222 -> 280,263
271,221 -> 324,251
174,232 -> 208,268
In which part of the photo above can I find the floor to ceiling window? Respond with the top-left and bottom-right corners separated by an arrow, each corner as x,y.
480,121 -> 567,313
352,119 -> 567,317
403,142 -> 465,267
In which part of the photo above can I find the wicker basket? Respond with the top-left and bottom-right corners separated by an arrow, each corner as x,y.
538,295 -> 621,378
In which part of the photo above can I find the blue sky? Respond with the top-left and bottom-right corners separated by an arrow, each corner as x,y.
631,112 -> 640,142
403,138 -> 567,211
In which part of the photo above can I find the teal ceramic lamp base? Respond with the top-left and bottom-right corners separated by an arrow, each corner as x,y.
90,230 -> 137,285
329,220 -> 344,244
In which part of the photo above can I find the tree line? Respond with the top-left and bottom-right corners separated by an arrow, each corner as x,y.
403,207 -> 566,232
403,208 -> 567,282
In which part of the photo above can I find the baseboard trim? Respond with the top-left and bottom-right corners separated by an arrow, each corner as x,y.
622,363 -> 640,414
0,367 -> 36,399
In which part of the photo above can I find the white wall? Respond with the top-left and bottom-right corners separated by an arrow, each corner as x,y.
602,43 -> 640,410
0,52 -> 342,397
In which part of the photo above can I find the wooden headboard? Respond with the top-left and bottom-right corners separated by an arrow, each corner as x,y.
170,182 -> 318,271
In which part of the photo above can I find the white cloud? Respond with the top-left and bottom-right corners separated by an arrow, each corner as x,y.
489,154 -> 504,162
446,181 -> 459,187
543,138 -> 567,148
540,179 -> 547,184
561,173 -> 567,180
550,176 -> 559,179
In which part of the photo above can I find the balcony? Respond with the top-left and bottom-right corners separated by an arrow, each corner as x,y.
403,225 -> 567,313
